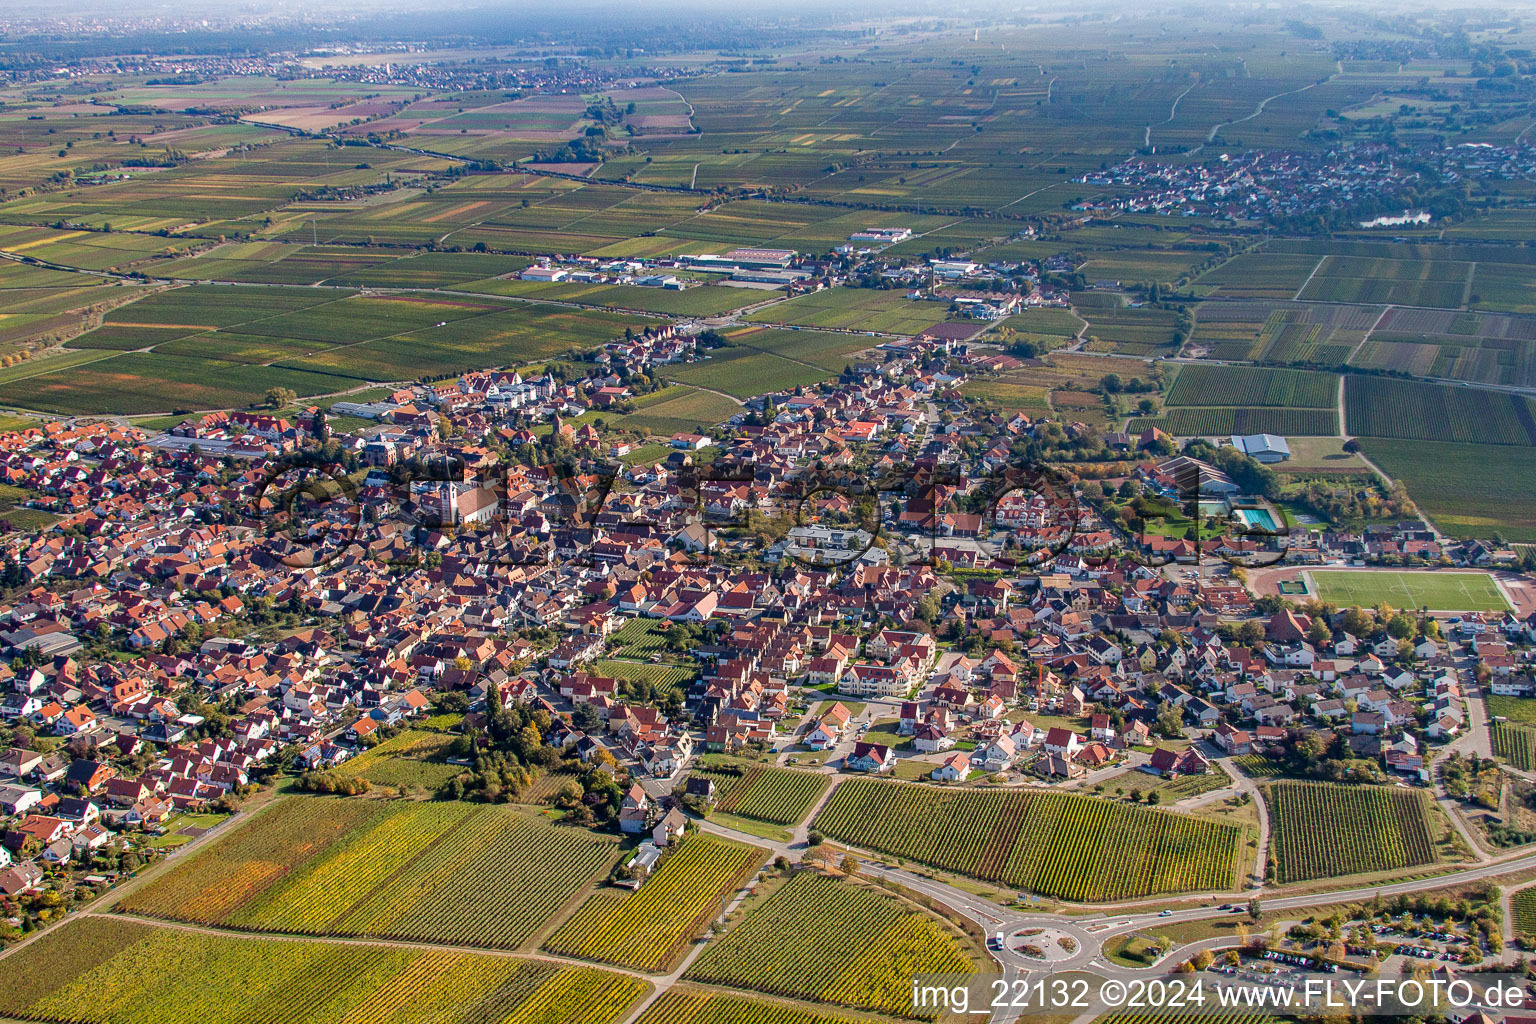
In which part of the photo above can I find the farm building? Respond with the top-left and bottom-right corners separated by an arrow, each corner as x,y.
1230,433 -> 1292,463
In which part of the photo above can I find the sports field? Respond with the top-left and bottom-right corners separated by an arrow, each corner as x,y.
1306,570 -> 1511,611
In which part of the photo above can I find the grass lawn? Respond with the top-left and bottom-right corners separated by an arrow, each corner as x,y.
144,811 -> 231,849
1306,569 -> 1511,612
1487,694 -> 1536,725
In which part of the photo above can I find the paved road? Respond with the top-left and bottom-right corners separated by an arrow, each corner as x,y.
1214,754 -> 1270,888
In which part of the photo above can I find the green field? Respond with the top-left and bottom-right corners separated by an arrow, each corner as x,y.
663,346 -> 831,398
744,288 -> 947,336
329,729 -> 462,789
1361,438 -> 1536,541
1486,694 -> 1536,725
589,659 -> 695,698
1492,720 -> 1536,772
10,283 -> 654,412
1167,364 -> 1338,408
617,386 -> 740,434
1308,568 -> 1511,607
1141,406 -> 1338,437
812,778 -> 1239,901
1346,377 -> 1536,447
636,989 -> 874,1024
1305,570 -> 1511,611
1514,883 -> 1536,936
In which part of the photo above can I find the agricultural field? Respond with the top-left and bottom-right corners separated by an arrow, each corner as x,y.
0,224 -> 191,272
1147,363 -> 1339,437
1166,364 -> 1338,408
1305,570 -> 1511,612
637,990 -> 873,1024
1345,377 -> 1536,447
1273,436 -> 1372,474
0,136 -> 453,234
998,307 -> 1085,339
1297,255 -> 1472,308
1140,406 -> 1338,437
744,287 -> 948,336
1233,754 -> 1290,779
588,659 -> 695,698
1360,439 -> 1536,541
1265,782 -> 1443,884
331,728 -> 462,789
1079,305 -> 1181,355
14,283 -> 652,411
1487,695 -> 1536,725
1348,306 -> 1536,389
608,617 -> 674,658
1492,721 -> 1536,773
1190,302 -> 1376,364
1471,263 -> 1536,316
0,352 -> 358,415
120,796 -> 619,950
0,916 -> 647,1024
544,832 -> 766,972
0,264 -> 145,350
464,276 -> 761,316
717,326 -> 876,373
960,378 -> 1053,417
1515,884 -> 1536,937
1077,248 -> 1209,285
974,351 -> 1160,423
1195,252 -> 1326,299
813,778 -> 1240,901
662,345 -> 831,399
690,759 -> 830,826
155,243 -> 531,289
685,871 -> 977,1018
616,386 -> 741,435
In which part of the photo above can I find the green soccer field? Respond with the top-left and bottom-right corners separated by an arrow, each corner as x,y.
1307,570 -> 1512,612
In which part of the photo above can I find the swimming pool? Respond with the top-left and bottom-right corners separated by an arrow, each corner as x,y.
1236,508 -> 1279,531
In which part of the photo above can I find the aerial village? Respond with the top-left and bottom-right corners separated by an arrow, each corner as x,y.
0,243 -> 1530,933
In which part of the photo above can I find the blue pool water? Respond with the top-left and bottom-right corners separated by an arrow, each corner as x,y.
1236,508 -> 1279,531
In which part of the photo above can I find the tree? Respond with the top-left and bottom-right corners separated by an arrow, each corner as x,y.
840,855 -> 860,876
1342,439 -> 1362,454
1101,373 -> 1122,393
1341,605 -> 1372,637
264,386 -> 297,409
1248,898 -> 1262,921
1307,618 -> 1332,648
1154,701 -> 1185,739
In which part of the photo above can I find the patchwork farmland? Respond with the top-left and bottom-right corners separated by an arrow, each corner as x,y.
120,796 -> 619,950
0,917 -> 648,1024
1145,363 -> 1339,437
